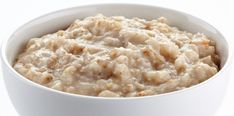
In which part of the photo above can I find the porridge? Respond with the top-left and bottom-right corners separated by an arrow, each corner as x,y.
13,14 -> 220,97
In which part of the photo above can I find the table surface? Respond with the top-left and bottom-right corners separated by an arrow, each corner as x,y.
0,0 -> 233,116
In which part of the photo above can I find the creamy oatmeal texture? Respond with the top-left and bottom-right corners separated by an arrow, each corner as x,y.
13,14 -> 220,97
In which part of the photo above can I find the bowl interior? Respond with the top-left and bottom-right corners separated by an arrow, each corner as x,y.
4,4 -> 228,75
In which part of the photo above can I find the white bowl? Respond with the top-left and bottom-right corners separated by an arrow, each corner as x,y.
1,4 -> 232,116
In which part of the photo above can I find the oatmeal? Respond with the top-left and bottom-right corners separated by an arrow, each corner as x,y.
13,14 -> 220,97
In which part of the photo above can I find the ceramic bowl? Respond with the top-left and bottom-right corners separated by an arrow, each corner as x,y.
1,4 -> 232,116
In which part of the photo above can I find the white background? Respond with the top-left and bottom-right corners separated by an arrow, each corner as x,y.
0,0 -> 233,116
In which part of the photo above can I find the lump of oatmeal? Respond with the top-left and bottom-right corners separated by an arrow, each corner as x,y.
13,14 -> 220,97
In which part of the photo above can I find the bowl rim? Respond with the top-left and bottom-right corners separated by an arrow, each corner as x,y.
1,3 -> 233,100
